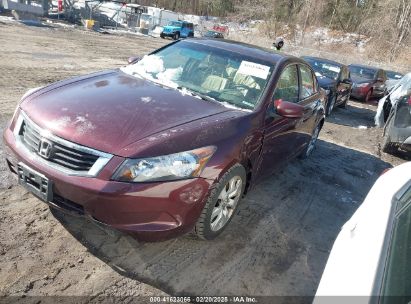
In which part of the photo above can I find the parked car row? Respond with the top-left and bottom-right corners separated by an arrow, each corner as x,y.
300,56 -> 404,116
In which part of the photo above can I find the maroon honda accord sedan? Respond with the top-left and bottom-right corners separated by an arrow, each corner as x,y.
3,39 -> 325,241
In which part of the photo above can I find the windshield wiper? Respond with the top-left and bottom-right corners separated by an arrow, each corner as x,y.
177,86 -> 219,104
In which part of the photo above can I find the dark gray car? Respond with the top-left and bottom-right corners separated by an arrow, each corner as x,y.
302,56 -> 352,116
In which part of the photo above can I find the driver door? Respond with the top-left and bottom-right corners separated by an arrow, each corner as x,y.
256,64 -> 302,179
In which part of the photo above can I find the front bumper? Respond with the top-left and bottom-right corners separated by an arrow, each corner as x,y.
3,125 -> 213,241
161,32 -> 176,37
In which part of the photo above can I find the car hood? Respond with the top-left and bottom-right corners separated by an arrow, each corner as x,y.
351,75 -> 373,84
20,69 -> 231,155
316,76 -> 336,89
163,26 -> 180,32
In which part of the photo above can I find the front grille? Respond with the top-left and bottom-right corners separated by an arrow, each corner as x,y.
18,119 -> 99,172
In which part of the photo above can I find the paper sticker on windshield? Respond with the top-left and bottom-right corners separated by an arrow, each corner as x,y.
238,61 -> 270,79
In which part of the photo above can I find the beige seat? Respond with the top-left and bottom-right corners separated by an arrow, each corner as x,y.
201,75 -> 228,92
233,73 -> 261,90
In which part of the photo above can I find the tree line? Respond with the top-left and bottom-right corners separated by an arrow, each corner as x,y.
136,0 -> 410,59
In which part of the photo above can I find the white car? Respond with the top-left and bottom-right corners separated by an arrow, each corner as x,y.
314,162 -> 411,301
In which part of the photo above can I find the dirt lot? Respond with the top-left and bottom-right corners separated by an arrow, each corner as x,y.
0,18 -> 407,301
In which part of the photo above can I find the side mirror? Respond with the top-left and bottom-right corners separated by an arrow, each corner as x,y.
127,56 -> 141,64
377,77 -> 384,82
341,78 -> 352,85
274,99 -> 304,118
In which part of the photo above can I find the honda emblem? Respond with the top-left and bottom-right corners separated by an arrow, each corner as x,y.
38,138 -> 53,159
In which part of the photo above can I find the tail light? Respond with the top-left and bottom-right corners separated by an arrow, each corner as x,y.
408,96 -> 411,105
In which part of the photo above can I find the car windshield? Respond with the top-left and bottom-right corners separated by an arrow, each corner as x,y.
168,21 -> 182,27
386,71 -> 403,80
305,59 -> 341,80
349,66 -> 376,80
121,41 -> 275,111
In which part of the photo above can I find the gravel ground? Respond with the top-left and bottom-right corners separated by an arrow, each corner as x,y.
0,18 -> 407,301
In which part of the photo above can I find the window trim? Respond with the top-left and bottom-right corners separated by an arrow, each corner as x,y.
298,63 -> 317,101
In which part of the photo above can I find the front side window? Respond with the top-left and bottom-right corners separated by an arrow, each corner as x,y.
299,65 -> 315,99
380,183 -> 411,302
273,65 -> 299,103
121,41 -> 275,110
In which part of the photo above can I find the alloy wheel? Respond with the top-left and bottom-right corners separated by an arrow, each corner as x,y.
210,176 -> 242,232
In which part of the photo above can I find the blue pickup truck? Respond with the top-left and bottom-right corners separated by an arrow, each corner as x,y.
160,21 -> 194,40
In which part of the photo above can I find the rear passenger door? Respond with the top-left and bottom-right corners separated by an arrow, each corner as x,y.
297,64 -> 322,148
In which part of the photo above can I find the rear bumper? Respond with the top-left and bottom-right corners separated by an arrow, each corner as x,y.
3,126 -> 213,241
350,87 -> 368,99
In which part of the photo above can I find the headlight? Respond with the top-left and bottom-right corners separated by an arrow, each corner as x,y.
112,146 -> 216,182
324,89 -> 331,95
356,83 -> 370,88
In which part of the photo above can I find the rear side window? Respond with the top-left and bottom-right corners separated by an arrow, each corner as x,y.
380,184 -> 411,302
299,65 -> 315,99
273,65 -> 299,103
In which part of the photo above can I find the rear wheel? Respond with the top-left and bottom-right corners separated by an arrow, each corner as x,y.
326,93 -> 336,116
299,123 -> 321,159
194,164 -> 246,240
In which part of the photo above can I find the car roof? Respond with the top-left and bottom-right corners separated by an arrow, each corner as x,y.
302,56 -> 344,67
348,64 -> 380,71
184,38 -> 299,65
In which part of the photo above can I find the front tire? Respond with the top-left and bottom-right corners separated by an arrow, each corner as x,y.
173,32 -> 180,40
363,89 -> 372,103
194,164 -> 246,240
339,93 -> 350,108
382,113 -> 396,154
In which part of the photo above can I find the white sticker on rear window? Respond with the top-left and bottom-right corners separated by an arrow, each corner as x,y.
237,61 -> 270,79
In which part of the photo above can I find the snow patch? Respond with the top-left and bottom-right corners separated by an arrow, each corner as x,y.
141,96 -> 152,103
